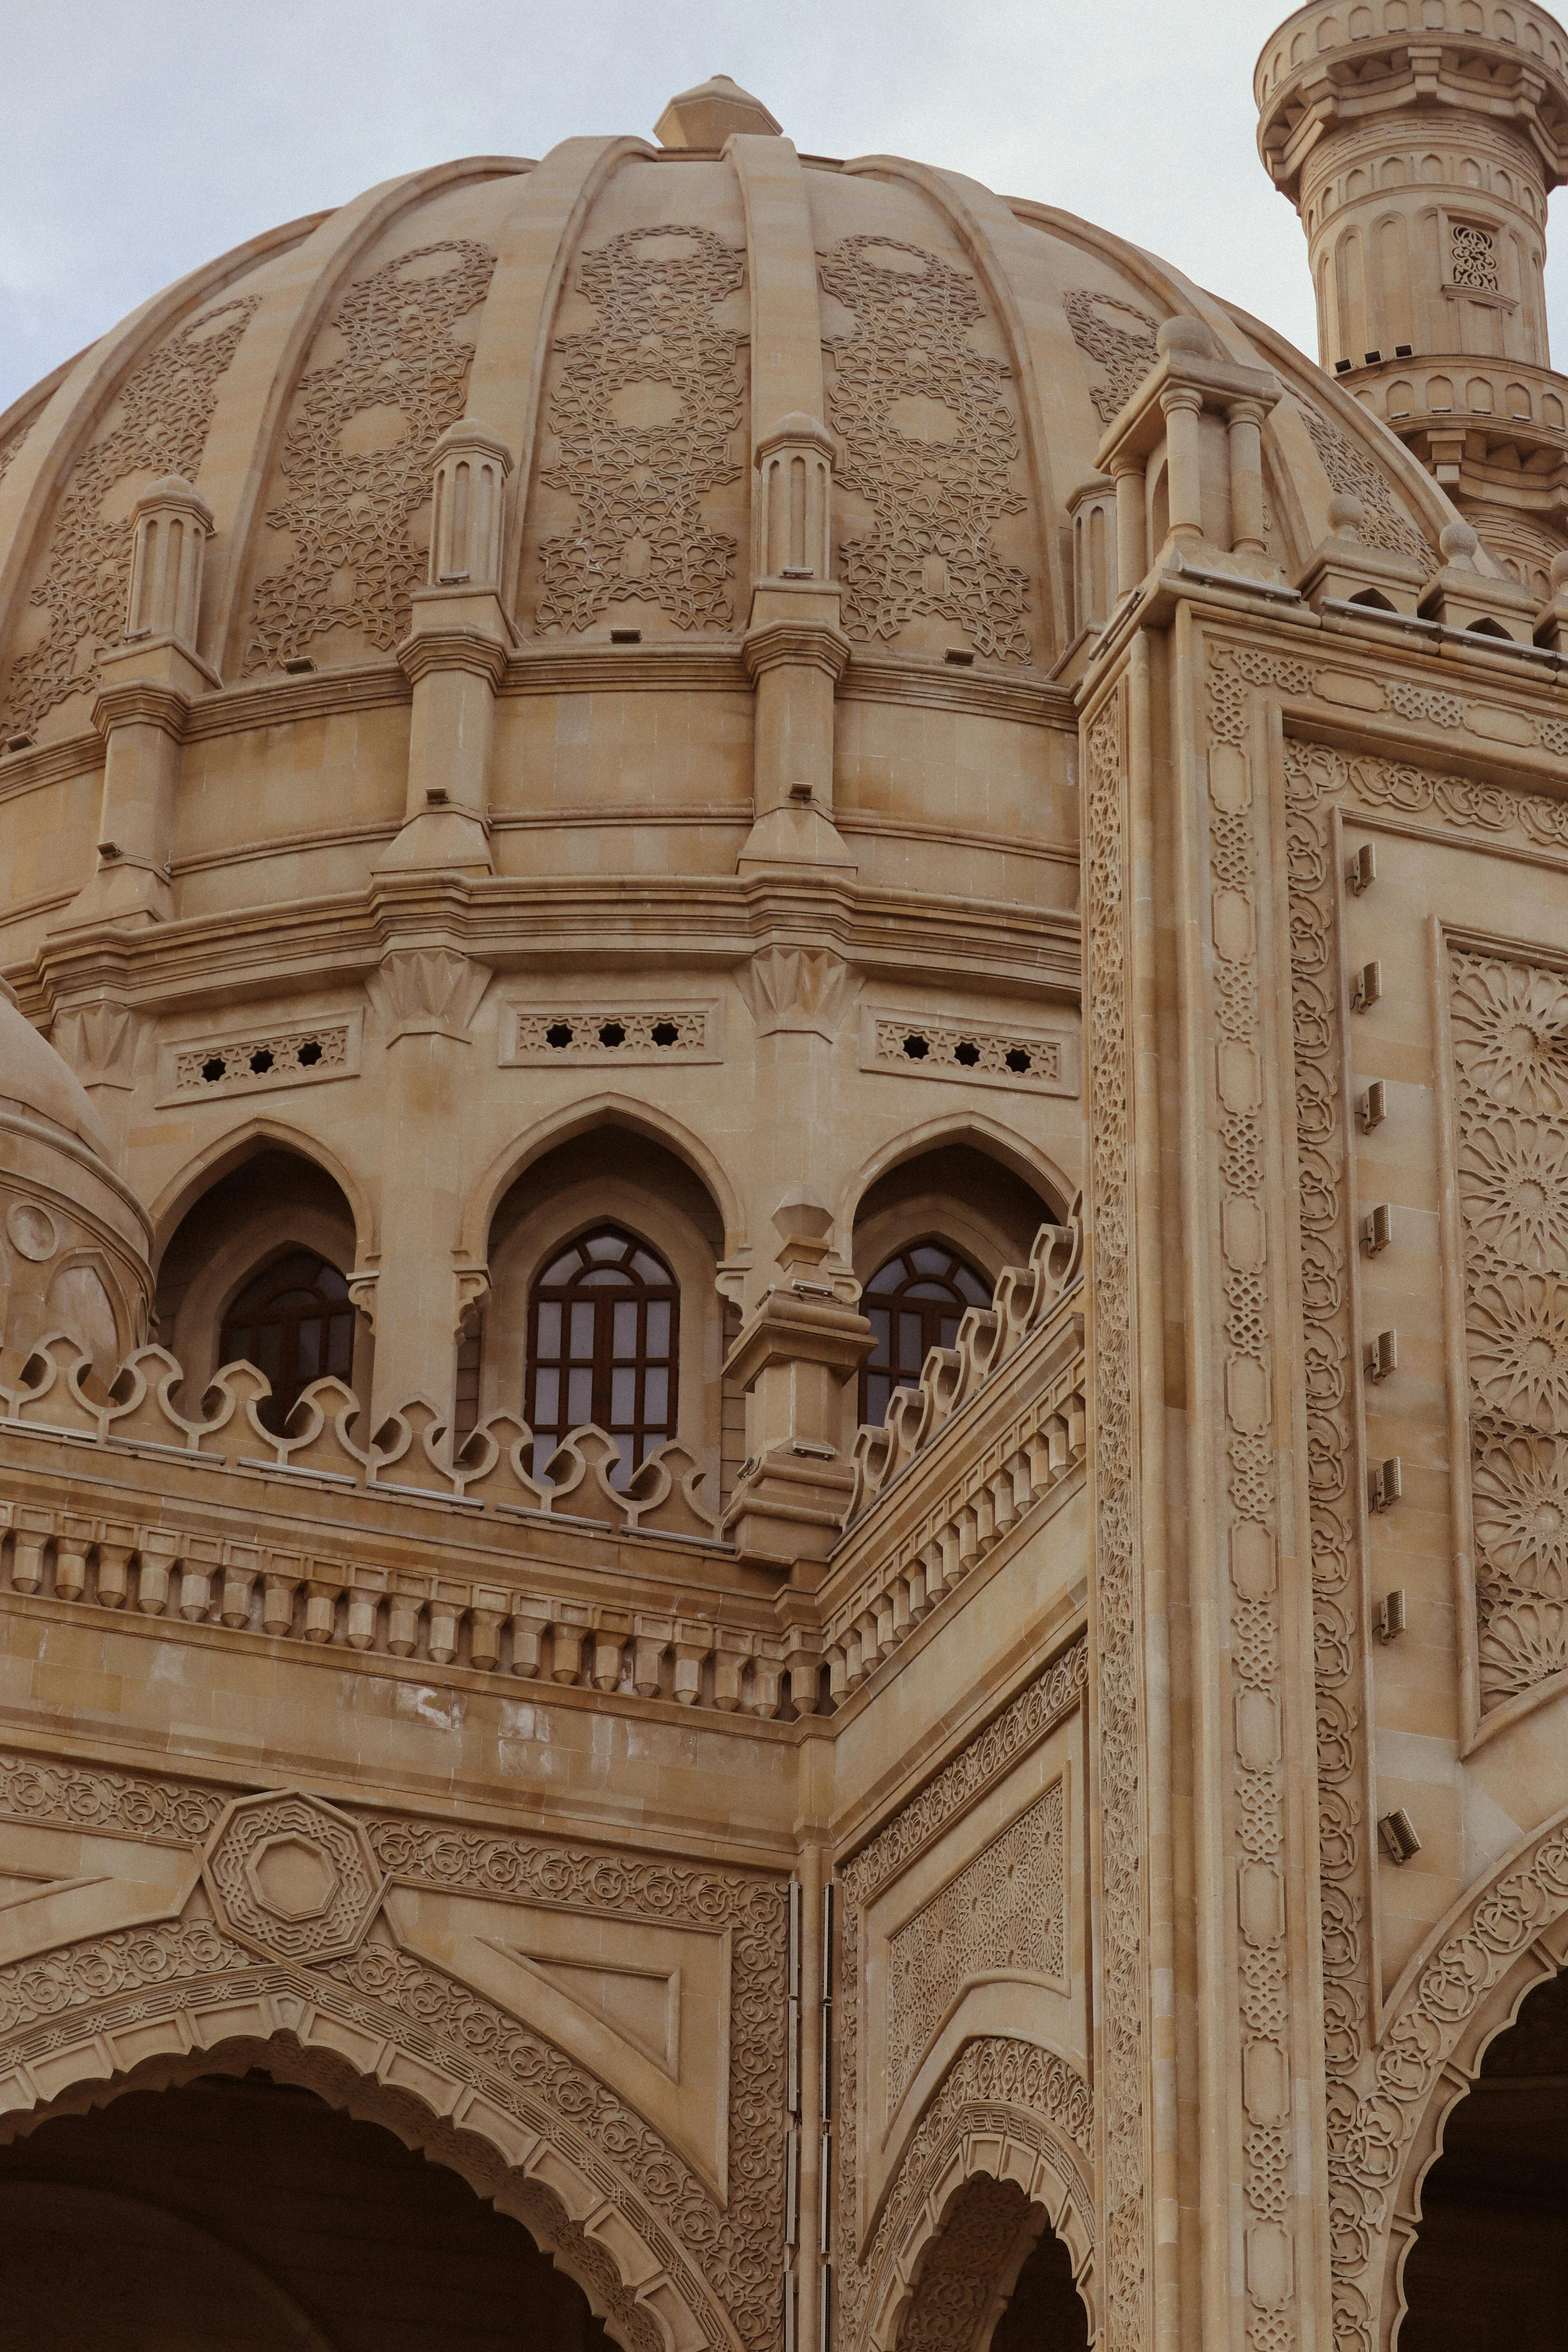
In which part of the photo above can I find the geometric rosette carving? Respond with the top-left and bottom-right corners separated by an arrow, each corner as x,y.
201,1790 -> 383,1964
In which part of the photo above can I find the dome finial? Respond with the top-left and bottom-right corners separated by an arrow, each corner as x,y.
655,73 -> 782,149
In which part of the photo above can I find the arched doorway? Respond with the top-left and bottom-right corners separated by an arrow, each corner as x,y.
893,2174 -> 1090,2351
1398,1966 -> 1568,2350
0,2069 -> 615,2350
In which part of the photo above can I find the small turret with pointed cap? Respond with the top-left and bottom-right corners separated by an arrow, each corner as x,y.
655,73 -> 781,149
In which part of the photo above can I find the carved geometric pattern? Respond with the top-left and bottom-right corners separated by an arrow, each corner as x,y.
1082,686 -> 1149,2352
887,1781 -> 1065,2114
0,300 -> 257,736
868,1013 -> 1065,1091
360,1817 -> 787,2352
501,1003 -> 719,1065
1267,720 -> 1568,2352
1207,651 -> 1299,2352
835,1644 -> 1087,2351
1298,404 -> 1428,563
202,1789 -> 383,1964
1450,948 -> 1568,1708
172,1022 -> 353,1093
534,225 -> 746,635
820,236 -> 1031,663
243,240 -> 495,673
0,1748 -> 224,1844
1450,222 -> 1501,294
1063,289 -> 1159,425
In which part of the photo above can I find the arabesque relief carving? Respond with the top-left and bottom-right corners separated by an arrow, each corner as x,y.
1207,648 -> 1301,2352
534,225 -> 746,635
1298,405 -> 1428,564
1450,947 -> 1568,1709
0,300 -> 257,735
0,416 -> 33,490
0,1773 -> 788,2352
894,2173 -> 1038,2352
243,241 -> 495,673
1082,688 -> 1147,2352
360,1816 -> 788,2352
1257,705 -> 1568,2352
835,1642 -> 1087,2350
887,1780 -> 1065,2116
1063,290 -> 1158,426
820,236 -> 1031,662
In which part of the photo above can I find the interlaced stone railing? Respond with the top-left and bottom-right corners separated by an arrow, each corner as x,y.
822,1214 -> 1087,1699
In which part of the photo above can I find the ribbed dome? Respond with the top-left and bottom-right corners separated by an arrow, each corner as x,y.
0,975 -> 109,1154
0,103 -> 1459,757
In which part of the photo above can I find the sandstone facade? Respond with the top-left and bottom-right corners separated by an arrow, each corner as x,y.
0,18 -> 1566,2348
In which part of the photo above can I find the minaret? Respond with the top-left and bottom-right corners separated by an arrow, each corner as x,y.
1256,0 -> 1568,592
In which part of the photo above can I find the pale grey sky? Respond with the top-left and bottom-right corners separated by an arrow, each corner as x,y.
3,0 -> 1567,414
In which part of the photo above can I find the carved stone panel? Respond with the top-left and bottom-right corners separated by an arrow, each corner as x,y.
244,240 -> 495,673
820,235 -> 1031,662
202,1789 -> 383,1964
534,225 -> 747,635
887,1778 -> 1065,2116
1,300 -> 257,737
1448,947 -> 1568,1710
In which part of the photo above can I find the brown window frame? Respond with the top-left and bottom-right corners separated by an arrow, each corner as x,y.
526,1224 -> 680,1486
219,1248 -> 355,1436
858,1239 -> 992,1428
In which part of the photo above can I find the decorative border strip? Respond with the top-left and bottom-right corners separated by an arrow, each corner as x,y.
499,1000 -> 722,1066
862,1005 -> 1074,1094
158,1012 -> 360,1102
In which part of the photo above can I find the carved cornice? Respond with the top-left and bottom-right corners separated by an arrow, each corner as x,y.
396,624 -> 510,691
90,679 -> 191,742
839,653 -> 1074,731
741,617 -> 852,683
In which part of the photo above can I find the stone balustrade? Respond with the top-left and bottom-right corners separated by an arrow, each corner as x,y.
821,1216 -> 1087,1700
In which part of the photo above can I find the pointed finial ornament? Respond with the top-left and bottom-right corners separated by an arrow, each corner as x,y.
655,74 -> 781,149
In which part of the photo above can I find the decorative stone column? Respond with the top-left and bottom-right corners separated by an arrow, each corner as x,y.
379,419 -> 514,876
362,935 -> 492,1432
1096,315 -> 1282,583
62,475 -> 218,929
720,1198 -> 871,1570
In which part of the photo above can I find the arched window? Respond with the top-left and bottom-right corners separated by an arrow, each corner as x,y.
220,1250 -> 354,1434
860,1242 -> 991,1426
527,1226 -> 678,1484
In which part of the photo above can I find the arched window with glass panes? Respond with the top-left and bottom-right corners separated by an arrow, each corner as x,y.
859,1241 -> 991,1426
526,1227 -> 678,1485
219,1250 -> 355,1435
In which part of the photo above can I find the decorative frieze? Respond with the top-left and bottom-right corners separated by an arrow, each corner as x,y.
499,1000 -> 720,1066
862,1007 -> 1074,1094
161,1015 -> 359,1102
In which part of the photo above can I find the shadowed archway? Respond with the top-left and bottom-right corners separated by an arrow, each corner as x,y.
1397,1965 -> 1568,2351
0,2068 -> 615,2352
892,2174 -> 1091,2352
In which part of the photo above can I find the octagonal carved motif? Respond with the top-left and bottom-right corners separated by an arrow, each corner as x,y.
202,1790 -> 383,1963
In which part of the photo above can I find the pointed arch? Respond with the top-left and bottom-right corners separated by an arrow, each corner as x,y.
1309,1801 -> 1568,2352
461,1092 -> 745,1267
839,1109 -> 1074,1245
147,1113 -> 376,1265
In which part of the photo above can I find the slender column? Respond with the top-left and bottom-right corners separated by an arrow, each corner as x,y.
379,419 -> 514,874
1160,385 -> 1205,546
1226,400 -> 1269,557
60,475 -> 219,929
1112,454 -> 1149,597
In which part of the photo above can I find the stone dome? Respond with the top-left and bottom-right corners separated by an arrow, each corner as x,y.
0,88 -> 1465,768
0,978 -> 152,1392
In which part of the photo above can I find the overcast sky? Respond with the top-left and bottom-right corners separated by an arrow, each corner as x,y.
4,0 -> 1568,415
